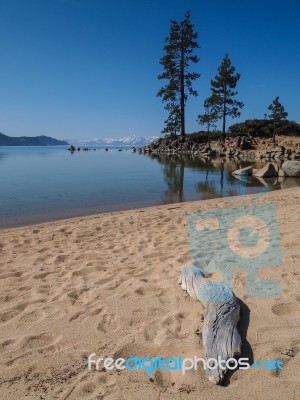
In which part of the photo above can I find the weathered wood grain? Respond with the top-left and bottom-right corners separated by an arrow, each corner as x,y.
179,265 -> 242,384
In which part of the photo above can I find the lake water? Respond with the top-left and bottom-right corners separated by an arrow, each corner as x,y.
0,146 -> 299,228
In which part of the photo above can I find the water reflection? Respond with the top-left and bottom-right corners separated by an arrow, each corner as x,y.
157,155 -> 185,203
147,153 -> 300,204
0,147 -> 299,228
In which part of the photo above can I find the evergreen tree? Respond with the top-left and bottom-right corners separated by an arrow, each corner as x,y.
157,10 -> 200,136
266,96 -> 288,143
197,95 -> 219,146
210,54 -> 244,142
162,101 -> 181,135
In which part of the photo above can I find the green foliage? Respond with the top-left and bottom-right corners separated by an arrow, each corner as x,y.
265,96 -> 288,143
197,95 -> 219,133
157,10 -> 200,136
161,103 -> 181,135
186,130 -> 222,143
265,97 -> 288,142
210,54 -> 244,140
266,96 -> 288,122
228,119 -> 300,138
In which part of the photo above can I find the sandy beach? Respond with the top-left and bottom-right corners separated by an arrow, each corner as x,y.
0,187 -> 299,399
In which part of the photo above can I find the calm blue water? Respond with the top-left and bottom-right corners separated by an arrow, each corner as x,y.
0,146 -> 298,227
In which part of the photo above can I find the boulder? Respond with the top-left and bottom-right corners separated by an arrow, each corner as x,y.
282,161 -> 300,177
253,163 -> 278,178
271,163 -> 280,173
232,166 -> 253,176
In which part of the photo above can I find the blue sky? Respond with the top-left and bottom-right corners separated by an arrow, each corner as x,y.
0,0 -> 299,139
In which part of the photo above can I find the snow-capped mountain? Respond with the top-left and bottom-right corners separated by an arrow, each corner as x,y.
66,135 -> 159,147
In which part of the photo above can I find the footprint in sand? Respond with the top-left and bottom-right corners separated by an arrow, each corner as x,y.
69,311 -> 85,322
0,309 -> 19,323
97,312 -> 120,333
272,302 -> 300,316
54,254 -> 68,264
0,303 -> 28,323
21,332 -> 58,351
0,339 -> 16,350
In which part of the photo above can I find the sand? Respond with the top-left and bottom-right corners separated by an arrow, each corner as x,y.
0,187 -> 299,399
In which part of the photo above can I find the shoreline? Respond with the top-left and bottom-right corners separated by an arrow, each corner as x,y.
0,185 -> 298,231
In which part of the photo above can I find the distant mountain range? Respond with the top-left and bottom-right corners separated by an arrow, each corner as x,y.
0,132 -> 159,147
0,132 -> 68,146
66,135 -> 159,147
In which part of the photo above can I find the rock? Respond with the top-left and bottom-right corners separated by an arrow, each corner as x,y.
232,174 -> 251,183
232,166 -> 253,176
271,163 -> 280,173
274,145 -> 285,154
278,169 -> 286,177
255,176 -> 276,187
282,161 -> 300,177
253,163 -> 278,178
274,154 -> 283,161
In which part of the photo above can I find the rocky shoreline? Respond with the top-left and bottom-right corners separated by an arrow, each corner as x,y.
139,135 -> 300,162
232,161 -> 300,178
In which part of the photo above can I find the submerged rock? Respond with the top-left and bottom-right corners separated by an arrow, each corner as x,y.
232,166 -> 253,176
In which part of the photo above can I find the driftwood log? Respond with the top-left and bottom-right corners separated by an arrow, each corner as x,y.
179,265 -> 242,384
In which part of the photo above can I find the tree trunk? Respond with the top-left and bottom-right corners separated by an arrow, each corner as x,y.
180,43 -> 185,136
207,122 -> 210,148
222,100 -> 226,143
272,120 -> 276,143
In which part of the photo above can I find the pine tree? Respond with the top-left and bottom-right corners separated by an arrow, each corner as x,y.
157,10 -> 200,136
197,95 -> 219,146
266,97 -> 288,143
210,54 -> 244,142
162,101 -> 181,135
